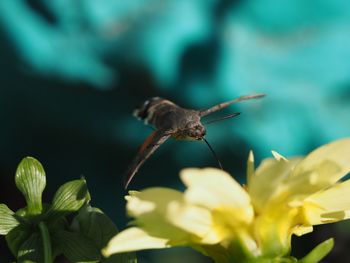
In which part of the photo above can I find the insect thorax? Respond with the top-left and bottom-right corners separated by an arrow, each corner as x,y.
173,118 -> 206,140
134,98 -> 205,137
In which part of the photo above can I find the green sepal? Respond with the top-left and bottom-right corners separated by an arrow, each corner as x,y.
299,238 -> 334,263
0,204 -> 20,235
15,157 -> 46,215
6,225 -> 32,257
53,230 -> 101,262
17,232 -> 43,263
47,178 -> 89,218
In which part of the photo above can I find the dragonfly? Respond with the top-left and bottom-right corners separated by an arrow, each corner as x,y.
124,93 -> 265,189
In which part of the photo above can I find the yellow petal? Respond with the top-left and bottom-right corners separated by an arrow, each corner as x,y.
167,201 -> 221,244
127,188 -> 183,217
308,180 -> 350,212
246,151 -> 255,186
180,168 -> 253,223
292,225 -> 313,236
271,151 -> 288,161
126,188 -> 194,244
180,168 -> 251,208
290,138 -> 350,195
126,191 -> 155,216
102,227 -> 170,256
303,179 -> 350,224
254,206 -> 299,256
249,156 -> 301,212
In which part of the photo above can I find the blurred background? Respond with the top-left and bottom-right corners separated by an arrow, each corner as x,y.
0,0 -> 350,262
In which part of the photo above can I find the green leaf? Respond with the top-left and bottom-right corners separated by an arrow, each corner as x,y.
0,204 -> 20,235
74,205 -> 118,248
53,230 -> 101,262
47,178 -> 89,218
6,225 -> 31,257
48,214 -> 67,233
73,205 -> 138,263
299,238 -> 334,263
15,157 -> 46,215
17,232 -> 43,263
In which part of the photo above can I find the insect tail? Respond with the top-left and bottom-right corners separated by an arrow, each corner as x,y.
199,93 -> 265,117
203,138 -> 223,170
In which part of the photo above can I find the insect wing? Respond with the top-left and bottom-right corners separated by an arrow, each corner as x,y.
123,130 -> 171,189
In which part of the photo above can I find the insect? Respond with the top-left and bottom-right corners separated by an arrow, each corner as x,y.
124,93 -> 265,189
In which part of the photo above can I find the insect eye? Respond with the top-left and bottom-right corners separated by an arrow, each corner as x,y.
194,125 -> 205,137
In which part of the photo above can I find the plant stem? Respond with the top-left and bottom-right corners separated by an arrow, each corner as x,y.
39,221 -> 52,263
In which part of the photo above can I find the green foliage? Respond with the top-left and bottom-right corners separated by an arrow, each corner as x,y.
243,239 -> 334,263
48,178 -> 90,218
0,204 -> 20,235
17,232 -> 43,262
53,230 -> 101,262
0,157 -> 137,263
299,238 -> 334,263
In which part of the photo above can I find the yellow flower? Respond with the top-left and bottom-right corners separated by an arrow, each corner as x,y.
103,172 -> 256,262
248,138 -> 350,256
103,138 -> 350,262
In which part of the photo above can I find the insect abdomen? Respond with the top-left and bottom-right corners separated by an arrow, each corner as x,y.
133,97 -> 162,121
133,97 -> 176,126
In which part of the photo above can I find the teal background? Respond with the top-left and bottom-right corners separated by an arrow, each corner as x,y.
1,0 -> 350,262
